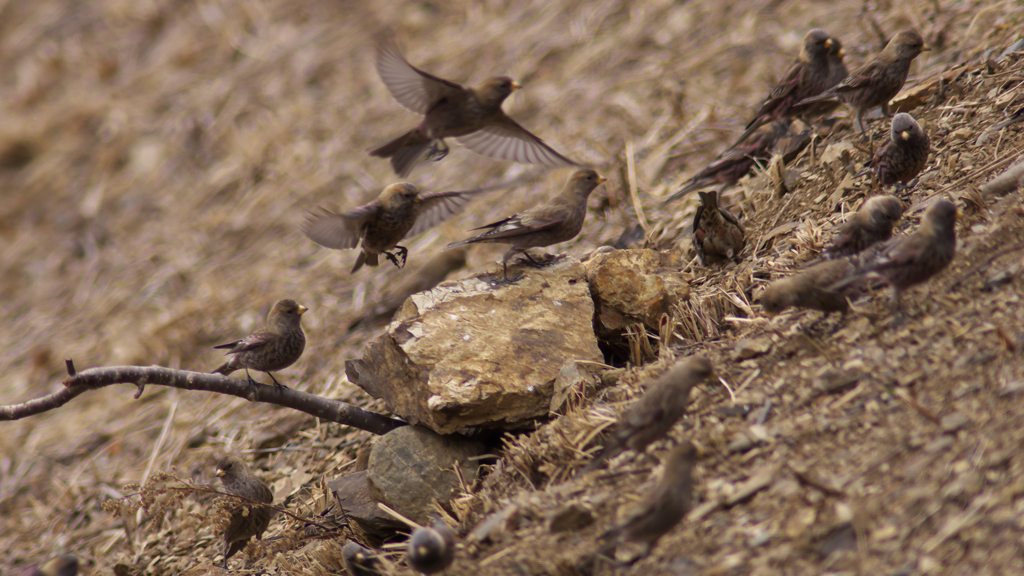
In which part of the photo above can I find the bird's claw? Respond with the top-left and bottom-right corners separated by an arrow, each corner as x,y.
426,141 -> 450,163
384,246 -> 409,269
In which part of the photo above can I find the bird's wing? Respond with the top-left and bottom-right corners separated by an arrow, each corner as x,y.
375,43 -> 465,114
835,59 -> 883,90
303,205 -> 377,249
405,190 -> 480,238
455,114 -> 579,167
224,331 -> 272,354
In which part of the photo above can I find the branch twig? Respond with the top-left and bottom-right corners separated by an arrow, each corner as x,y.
0,363 -> 405,435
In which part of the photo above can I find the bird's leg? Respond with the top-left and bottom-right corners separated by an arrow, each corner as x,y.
267,372 -> 288,391
394,245 -> 409,267
244,369 -> 260,398
881,102 -> 892,118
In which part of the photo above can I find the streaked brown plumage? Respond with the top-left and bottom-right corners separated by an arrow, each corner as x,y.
864,112 -> 930,186
348,248 -> 467,332
583,357 -> 713,473
761,259 -> 860,316
834,199 -> 957,312
406,516 -> 456,574
24,555 -> 78,576
446,169 -> 605,280
732,29 -> 834,146
599,441 -> 699,559
212,299 -> 307,389
215,456 -> 274,568
796,30 -> 929,135
343,541 -> 384,576
304,182 -> 481,273
822,195 -> 905,259
693,190 -> 745,265
801,37 -> 850,119
370,42 -> 579,177
663,123 -> 784,205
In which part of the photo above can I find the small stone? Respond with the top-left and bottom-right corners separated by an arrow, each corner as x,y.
940,412 -> 971,433
728,433 -> 756,454
733,338 -> 771,361
546,503 -> 594,533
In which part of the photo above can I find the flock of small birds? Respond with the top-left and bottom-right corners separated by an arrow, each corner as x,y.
18,21 -> 971,575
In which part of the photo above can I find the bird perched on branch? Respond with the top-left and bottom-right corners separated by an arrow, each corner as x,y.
212,299 -> 307,390
796,30 -> 929,136
820,195 -> 905,260
598,442 -> 699,561
731,29 -> 834,147
446,169 -> 605,281
215,456 -> 274,568
369,41 -> 579,177
583,357 -> 713,473
406,516 -> 457,574
693,191 -> 746,265
831,199 -> 958,314
304,182 -> 482,273
860,112 -> 930,187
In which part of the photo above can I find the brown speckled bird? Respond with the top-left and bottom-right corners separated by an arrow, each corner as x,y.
802,37 -> 850,119
215,456 -> 275,568
732,29 -> 834,146
863,113 -> 930,187
797,30 -> 929,136
304,182 -> 482,273
833,199 -> 958,312
446,169 -> 605,281
822,195 -> 905,259
343,541 -> 384,576
406,516 -> 456,574
24,555 -> 78,576
370,42 -> 579,177
584,357 -> 713,473
599,441 -> 699,560
693,191 -> 746,265
212,299 -> 307,390
663,123 -> 784,205
761,259 -> 860,316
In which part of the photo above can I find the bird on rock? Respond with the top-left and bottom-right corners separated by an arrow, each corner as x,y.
598,442 -> 700,561
663,122 -> 784,205
304,182 -> 483,273
215,456 -> 275,568
406,515 -> 457,574
212,299 -> 307,390
693,191 -> 746,265
833,199 -> 958,314
821,195 -> 905,260
731,29 -> 834,147
369,41 -> 579,177
796,30 -> 929,136
584,357 -> 713,473
861,112 -> 930,187
446,169 -> 605,281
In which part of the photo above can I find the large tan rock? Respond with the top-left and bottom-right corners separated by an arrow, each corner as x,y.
345,257 -> 603,434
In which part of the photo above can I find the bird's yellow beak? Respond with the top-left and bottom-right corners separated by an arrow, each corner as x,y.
216,468 -> 226,478
921,43 -> 931,52
297,305 -> 309,315
901,130 -> 910,140
510,81 -> 521,91
824,39 -> 833,49
838,48 -> 846,57
596,176 -> 608,184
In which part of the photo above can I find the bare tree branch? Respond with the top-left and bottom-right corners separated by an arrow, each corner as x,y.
0,363 -> 405,435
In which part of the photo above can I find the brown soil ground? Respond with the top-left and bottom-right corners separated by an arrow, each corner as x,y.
2,0 -> 1024,574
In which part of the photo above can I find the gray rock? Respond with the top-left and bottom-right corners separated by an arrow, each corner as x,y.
328,470 -> 405,541
367,426 -> 485,525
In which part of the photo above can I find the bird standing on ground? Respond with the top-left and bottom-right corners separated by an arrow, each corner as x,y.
693,191 -> 746,265
796,30 -> 930,136
370,41 -> 579,177
304,182 -> 482,273
663,122 -> 784,205
583,357 -> 713,473
598,441 -> 700,561
863,112 -> 930,187
406,516 -> 457,574
760,258 -> 860,316
801,37 -> 850,119
446,169 -> 605,281
821,195 -> 905,259
215,456 -> 275,568
833,199 -> 958,313
732,29 -> 834,147
212,299 -> 307,390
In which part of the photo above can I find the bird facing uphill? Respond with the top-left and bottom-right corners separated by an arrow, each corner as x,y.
212,299 -> 307,390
